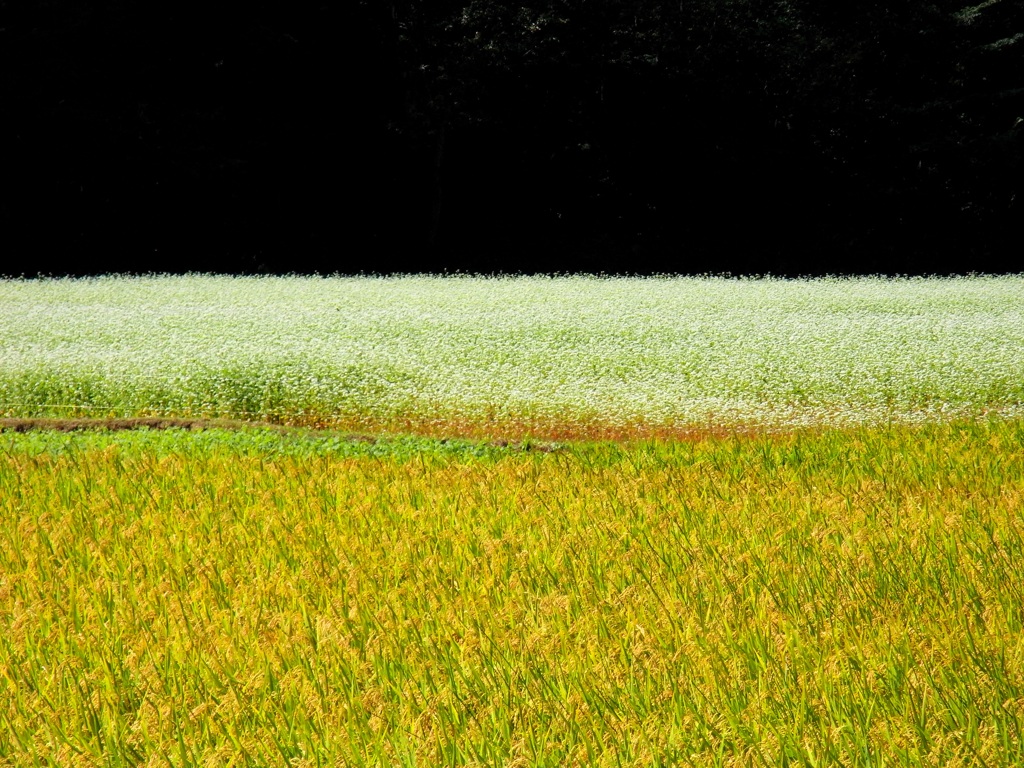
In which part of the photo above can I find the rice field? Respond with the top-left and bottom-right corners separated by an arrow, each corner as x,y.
2,421 -> 1024,765
1,275 -> 1022,435
2,274 -> 1024,766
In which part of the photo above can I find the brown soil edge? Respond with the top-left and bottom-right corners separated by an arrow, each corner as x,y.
0,417 -> 285,433
0,415 -> 799,445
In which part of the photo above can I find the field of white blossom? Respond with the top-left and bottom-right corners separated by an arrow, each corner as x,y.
1,274 -> 1021,430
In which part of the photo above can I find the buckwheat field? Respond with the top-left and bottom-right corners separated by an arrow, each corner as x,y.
1,275 -> 1023,766
1,275 -> 1022,432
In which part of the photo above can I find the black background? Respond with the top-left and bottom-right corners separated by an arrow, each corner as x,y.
2,0 -> 1022,276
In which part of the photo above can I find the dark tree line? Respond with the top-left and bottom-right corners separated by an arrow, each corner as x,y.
2,0 -> 1021,275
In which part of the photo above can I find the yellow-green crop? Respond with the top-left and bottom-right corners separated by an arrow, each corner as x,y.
1,275 -> 1022,434
2,420 -> 1023,765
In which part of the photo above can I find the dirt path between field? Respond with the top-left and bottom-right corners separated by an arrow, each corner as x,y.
0,416 -> 790,444
0,417 -> 279,433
